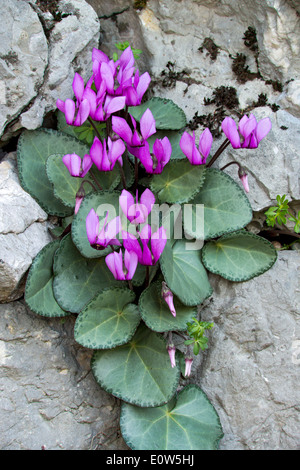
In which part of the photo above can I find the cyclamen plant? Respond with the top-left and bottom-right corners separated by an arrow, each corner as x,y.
17,44 -> 278,451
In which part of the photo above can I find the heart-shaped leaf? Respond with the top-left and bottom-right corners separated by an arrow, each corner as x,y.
53,233 -> 122,313
120,384 -> 223,450
17,129 -> 89,216
74,287 -> 140,349
91,324 -> 180,407
202,230 -> 277,281
128,97 -> 186,130
139,281 -> 197,332
25,240 -> 68,318
185,168 -> 252,240
160,239 -> 213,306
150,160 -> 206,204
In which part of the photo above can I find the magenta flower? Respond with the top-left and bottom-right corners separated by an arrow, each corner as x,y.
161,282 -> 176,317
112,108 -> 156,155
86,208 -> 122,250
238,168 -> 250,193
138,137 -> 172,174
105,248 -> 138,281
75,195 -> 84,215
122,225 -> 167,266
90,136 -> 125,171
57,73 -> 90,126
62,153 -> 92,178
180,128 -> 213,165
119,188 -> 155,225
122,69 -> 151,106
167,344 -> 176,368
184,357 -> 193,377
85,86 -> 126,122
221,114 -> 272,149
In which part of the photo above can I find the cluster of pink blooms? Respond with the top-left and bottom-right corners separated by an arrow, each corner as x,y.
56,45 -> 273,376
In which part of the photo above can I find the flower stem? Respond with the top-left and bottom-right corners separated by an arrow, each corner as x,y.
206,138 -> 230,168
220,161 -> 242,172
89,170 -> 103,191
128,280 -> 134,291
88,117 -> 103,142
118,161 -> 127,189
145,266 -> 150,287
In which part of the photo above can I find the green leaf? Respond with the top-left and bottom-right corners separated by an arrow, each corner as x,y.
17,129 -> 89,216
139,281 -> 197,332
71,190 -> 121,259
202,230 -> 277,281
53,233 -> 122,313
25,240 -> 68,318
185,168 -> 253,241
120,384 -> 223,450
74,287 -> 140,349
160,239 -> 213,306
91,324 -> 180,407
128,97 -> 187,130
150,160 -> 206,204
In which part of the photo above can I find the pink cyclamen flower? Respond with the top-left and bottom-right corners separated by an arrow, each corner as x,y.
180,128 -> 213,165
161,282 -> 176,317
56,73 -> 90,126
184,357 -> 193,377
238,168 -> 250,193
122,69 -> 151,106
105,248 -> 138,281
167,344 -> 176,368
62,153 -> 92,178
119,188 -> 155,225
86,87 -> 126,122
112,108 -> 156,155
90,136 -> 125,171
86,208 -> 122,250
122,225 -> 167,266
221,114 -> 272,149
138,137 -> 172,174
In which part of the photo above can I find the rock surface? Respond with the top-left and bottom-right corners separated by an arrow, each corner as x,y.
0,0 -> 48,139
0,153 -> 52,303
0,301 -> 128,450
1,0 -> 100,141
197,251 -> 300,450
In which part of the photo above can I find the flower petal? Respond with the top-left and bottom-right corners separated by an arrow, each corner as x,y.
90,136 -> 103,170
140,108 -> 156,141
65,99 -> 76,125
198,128 -> 213,162
72,73 -> 84,103
86,209 -> 99,245
62,153 -> 81,177
151,226 -> 167,264
112,116 -> 133,145
221,117 -> 241,149
124,249 -> 138,280
255,117 -> 272,144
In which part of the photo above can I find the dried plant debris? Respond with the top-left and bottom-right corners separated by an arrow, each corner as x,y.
158,61 -> 190,89
231,53 -> 260,84
198,38 -> 220,61
187,109 -> 227,138
243,26 -> 259,53
36,0 -> 70,22
204,86 -> 239,110
133,0 -> 148,10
